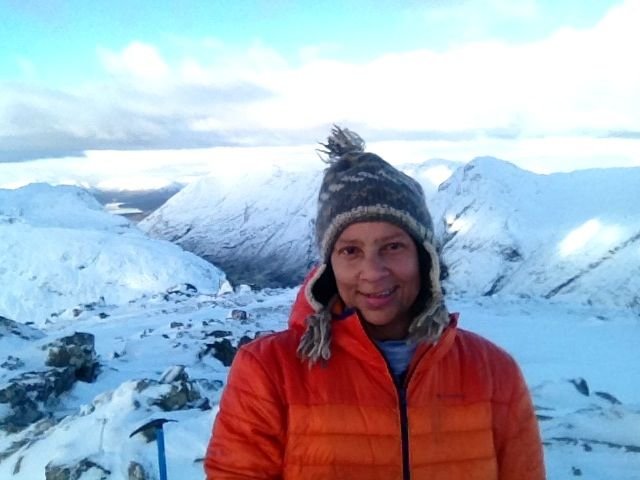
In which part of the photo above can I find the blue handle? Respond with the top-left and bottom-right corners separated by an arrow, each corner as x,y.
156,426 -> 168,480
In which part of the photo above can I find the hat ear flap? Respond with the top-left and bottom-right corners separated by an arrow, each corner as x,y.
311,262 -> 337,307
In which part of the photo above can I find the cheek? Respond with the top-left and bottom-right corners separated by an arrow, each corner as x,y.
330,258 -> 354,293
397,258 -> 421,298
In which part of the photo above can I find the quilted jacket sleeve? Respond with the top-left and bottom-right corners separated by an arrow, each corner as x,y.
496,362 -> 546,480
204,346 -> 285,479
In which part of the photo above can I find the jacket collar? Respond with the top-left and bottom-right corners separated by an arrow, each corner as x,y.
289,270 -> 459,371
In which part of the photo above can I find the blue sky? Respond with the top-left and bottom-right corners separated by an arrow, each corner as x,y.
1,0 -> 618,84
1,0 -> 639,174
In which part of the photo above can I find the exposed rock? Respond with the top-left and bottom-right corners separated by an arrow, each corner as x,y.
44,332 -> 99,382
0,397 -> 44,433
594,390 -> 622,405
164,283 -> 198,301
0,366 -> 79,433
1,355 -> 25,370
128,461 -> 149,480
130,370 -> 205,417
1,368 -> 76,404
0,315 -> 45,340
151,380 -> 202,412
231,309 -> 247,321
198,332 -> 265,366
207,330 -> 232,338
159,365 -> 188,384
550,436 -> 640,453
45,458 -> 110,480
202,339 -> 237,367
570,378 -> 590,397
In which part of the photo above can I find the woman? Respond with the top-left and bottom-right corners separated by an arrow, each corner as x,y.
204,127 -> 545,479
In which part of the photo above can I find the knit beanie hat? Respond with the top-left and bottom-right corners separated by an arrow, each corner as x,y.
297,126 -> 450,364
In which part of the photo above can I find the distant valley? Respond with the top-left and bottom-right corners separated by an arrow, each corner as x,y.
88,183 -> 184,222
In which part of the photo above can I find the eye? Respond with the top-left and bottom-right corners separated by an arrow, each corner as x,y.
337,245 -> 359,257
385,242 -> 404,252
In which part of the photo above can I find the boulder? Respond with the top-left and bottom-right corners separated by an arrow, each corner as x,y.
1,331 -> 99,433
45,458 -> 110,480
130,369 -> 206,420
0,368 -> 75,433
1,355 -> 25,370
0,397 -> 43,433
128,461 -> 149,480
202,339 -> 236,367
45,332 -> 99,382
0,315 -> 45,340
230,309 -> 248,321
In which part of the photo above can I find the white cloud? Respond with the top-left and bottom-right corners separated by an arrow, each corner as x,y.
98,42 -> 170,80
165,0 -> 640,139
2,0 -> 640,173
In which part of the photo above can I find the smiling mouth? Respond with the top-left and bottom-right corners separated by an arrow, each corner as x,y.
361,286 -> 398,298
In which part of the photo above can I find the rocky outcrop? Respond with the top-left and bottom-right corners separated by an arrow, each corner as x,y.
0,332 -> 99,433
126,366 -> 210,439
45,458 -> 110,480
45,332 -> 99,382
127,461 -> 149,480
199,330 -> 259,367
0,315 -> 45,341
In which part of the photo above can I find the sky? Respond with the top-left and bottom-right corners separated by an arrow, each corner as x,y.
1,0 -> 639,183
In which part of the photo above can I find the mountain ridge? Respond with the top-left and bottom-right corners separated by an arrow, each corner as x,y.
142,156 -> 640,312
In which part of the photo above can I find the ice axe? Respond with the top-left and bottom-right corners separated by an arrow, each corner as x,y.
130,418 -> 177,480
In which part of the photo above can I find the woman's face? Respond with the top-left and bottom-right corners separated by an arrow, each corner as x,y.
331,221 -> 421,340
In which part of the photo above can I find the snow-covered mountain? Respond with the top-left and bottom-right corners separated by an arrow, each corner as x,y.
399,158 -> 464,197
1,163 -> 639,479
431,157 -> 640,311
140,165 -> 323,288
0,184 -> 226,325
141,156 -> 640,312
139,159 -> 461,288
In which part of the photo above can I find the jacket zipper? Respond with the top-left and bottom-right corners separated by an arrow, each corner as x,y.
370,338 -> 413,479
394,373 -> 411,480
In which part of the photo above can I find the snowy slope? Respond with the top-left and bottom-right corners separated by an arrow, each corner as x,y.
430,157 -> 640,310
0,184 -> 226,324
141,156 -> 640,312
1,176 -> 639,479
140,165 -> 323,288
139,159 -> 460,288
399,158 -> 464,197
1,288 -> 639,480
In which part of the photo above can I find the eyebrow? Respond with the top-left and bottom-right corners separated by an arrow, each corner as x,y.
334,233 -> 407,246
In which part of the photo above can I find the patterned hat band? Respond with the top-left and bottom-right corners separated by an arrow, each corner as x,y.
319,205 -> 433,261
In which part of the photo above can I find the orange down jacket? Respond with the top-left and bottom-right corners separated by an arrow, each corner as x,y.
205,286 -> 545,479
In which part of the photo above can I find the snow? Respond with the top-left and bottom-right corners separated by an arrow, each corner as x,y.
1,166 -> 639,479
140,165 -> 323,287
431,158 -> 640,310
0,183 -> 226,325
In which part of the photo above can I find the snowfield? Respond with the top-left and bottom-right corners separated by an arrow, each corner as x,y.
0,184 -> 226,325
1,162 -> 639,479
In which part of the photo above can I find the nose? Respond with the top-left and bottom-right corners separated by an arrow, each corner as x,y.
360,252 -> 389,282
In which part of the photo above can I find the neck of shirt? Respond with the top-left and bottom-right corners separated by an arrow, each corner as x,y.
374,339 -> 417,379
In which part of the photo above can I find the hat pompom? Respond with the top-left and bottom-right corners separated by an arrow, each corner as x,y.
318,125 -> 365,162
